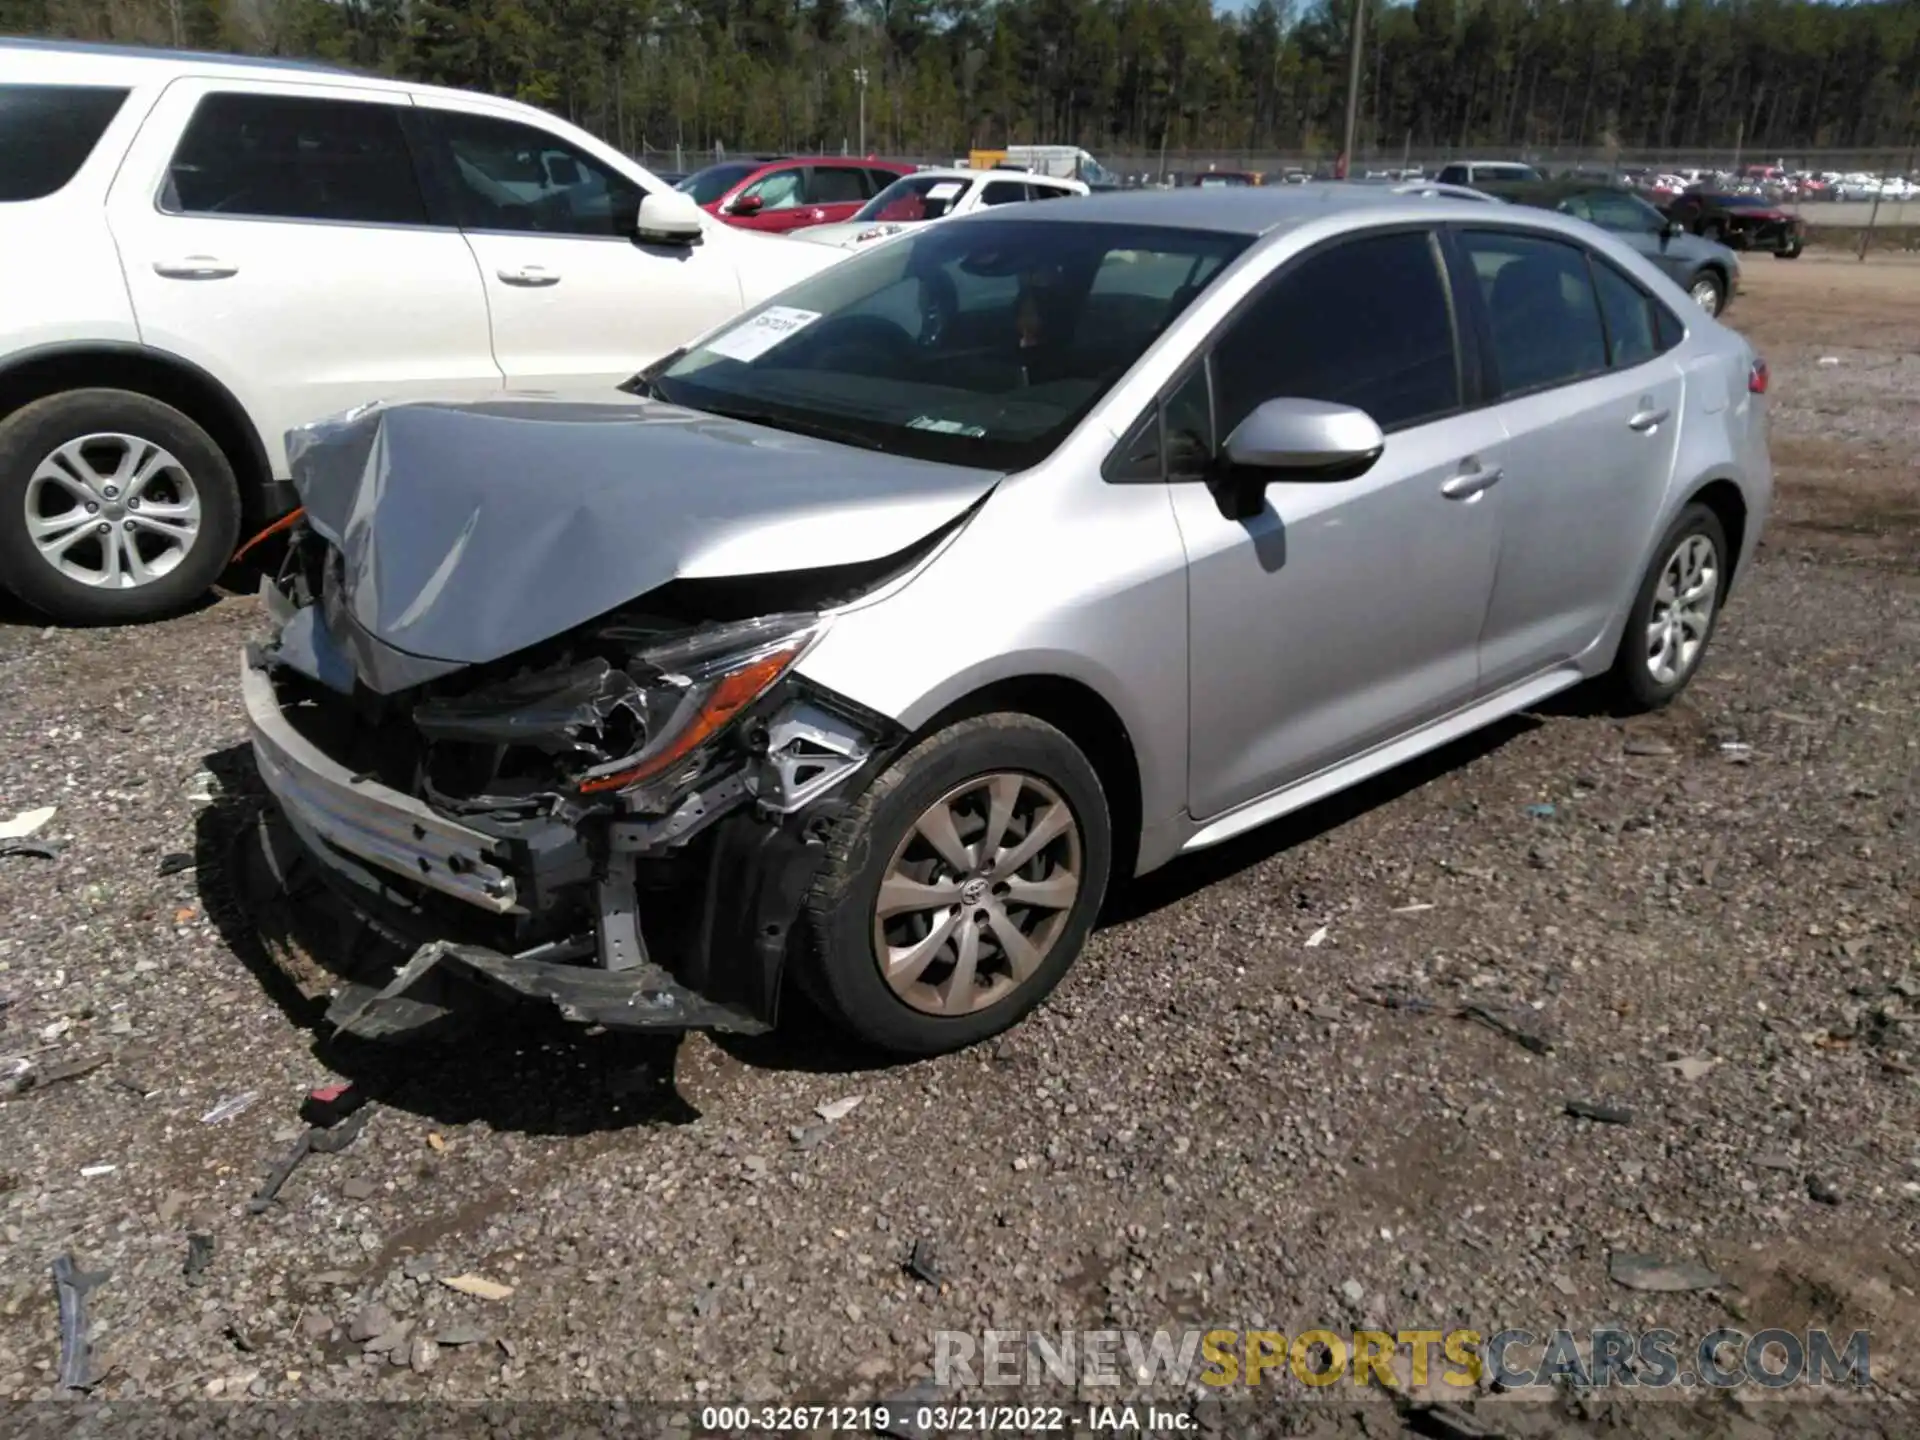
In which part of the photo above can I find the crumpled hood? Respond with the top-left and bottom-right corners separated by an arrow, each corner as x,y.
285,393 -> 998,671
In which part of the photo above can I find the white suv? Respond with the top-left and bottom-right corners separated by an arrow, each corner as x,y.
0,39 -> 840,624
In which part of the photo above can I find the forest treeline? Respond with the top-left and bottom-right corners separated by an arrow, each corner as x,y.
6,0 -> 1918,163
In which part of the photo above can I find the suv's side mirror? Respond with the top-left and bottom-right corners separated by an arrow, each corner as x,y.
730,192 -> 764,216
1214,398 -> 1385,519
635,189 -> 706,246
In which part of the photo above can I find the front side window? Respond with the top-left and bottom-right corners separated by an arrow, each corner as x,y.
737,166 -> 806,211
653,219 -> 1250,469
1212,229 -> 1460,439
427,111 -> 641,237
165,93 -> 426,225
675,160 -> 759,205
0,84 -> 129,202
806,166 -> 868,205
1460,230 -> 1609,396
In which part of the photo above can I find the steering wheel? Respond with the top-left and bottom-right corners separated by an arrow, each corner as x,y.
793,313 -> 918,372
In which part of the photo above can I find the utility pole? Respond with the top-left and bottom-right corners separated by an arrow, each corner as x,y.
1341,0 -> 1365,179
852,67 -> 869,156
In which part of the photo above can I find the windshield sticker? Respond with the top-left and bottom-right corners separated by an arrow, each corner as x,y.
705,306 -> 822,363
925,182 -> 965,201
907,416 -> 988,437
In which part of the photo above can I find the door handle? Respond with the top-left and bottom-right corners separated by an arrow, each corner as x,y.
1440,465 -> 1503,500
152,257 -> 237,280
497,266 -> 561,287
1628,406 -> 1671,432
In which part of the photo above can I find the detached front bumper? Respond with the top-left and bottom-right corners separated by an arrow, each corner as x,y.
240,651 -> 868,1042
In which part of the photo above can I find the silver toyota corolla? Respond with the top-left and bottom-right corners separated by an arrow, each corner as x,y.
243,186 -> 1772,1056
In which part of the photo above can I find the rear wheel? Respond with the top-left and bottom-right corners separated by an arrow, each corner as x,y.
1607,503 -> 1730,712
1688,271 -> 1727,316
1774,243 -> 1803,260
0,389 -> 241,624
802,713 -> 1111,1056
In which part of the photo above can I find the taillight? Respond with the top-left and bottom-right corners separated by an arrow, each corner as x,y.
1748,357 -> 1769,394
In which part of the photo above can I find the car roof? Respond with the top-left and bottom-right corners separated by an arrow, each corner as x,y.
973,183 -> 1522,237
0,35 -> 379,83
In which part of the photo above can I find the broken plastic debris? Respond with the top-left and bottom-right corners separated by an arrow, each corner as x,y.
80,1164 -> 117,1177
1304,926 -> 1330,948
1817,356 -> 1840,366
1665,1055 -> 1717,1081
53,1254 -> 109,1393
440,1273 -> 514,1301
201,1091 -> 259,1124
815,1095 -> 863,1124
1390,902 -> 1435,914
1525,802 -> 1557,819
0,805 -> 55,841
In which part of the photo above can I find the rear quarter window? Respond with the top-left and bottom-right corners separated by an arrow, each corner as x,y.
0,84 -> 130,202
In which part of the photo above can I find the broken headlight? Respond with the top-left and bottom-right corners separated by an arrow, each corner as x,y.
573,613 -> 827,803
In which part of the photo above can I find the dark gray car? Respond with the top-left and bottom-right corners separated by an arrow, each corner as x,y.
1505,184 -> 1742,317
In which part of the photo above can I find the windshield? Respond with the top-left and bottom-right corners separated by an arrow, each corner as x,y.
853,174 -> 975,224
675,161 -> 759,205
653,218 -> 1252,469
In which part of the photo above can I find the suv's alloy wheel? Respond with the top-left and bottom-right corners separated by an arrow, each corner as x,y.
1607,502 -> 1730,712
0,389 -> 241,624
804,713 -> 1111,1056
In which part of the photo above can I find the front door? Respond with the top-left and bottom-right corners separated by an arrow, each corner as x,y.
107,79 -> 501,476
1170,229 -> 1505,820
414,100 -> 748,387
1455,229 -> 1687,688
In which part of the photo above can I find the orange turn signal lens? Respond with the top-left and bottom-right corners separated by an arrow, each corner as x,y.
575,643 -> 805,795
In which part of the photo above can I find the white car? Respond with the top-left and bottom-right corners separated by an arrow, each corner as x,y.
793,168 -> 1087,250
0,38 -> 840,624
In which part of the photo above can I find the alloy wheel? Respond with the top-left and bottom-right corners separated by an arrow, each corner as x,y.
873,772 -> 1083,1016
25,433 -> 202,589
1646,533 -> 1719,686
1689,277 -> 1722,315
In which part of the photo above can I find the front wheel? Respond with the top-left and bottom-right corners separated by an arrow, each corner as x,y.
1774,244 -> 1803,260
802,713 -> 1112,1056
1607,503 -> 1730,713
0,389 -> 241,624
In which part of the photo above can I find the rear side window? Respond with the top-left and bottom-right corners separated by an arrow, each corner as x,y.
165,93 -> 427,225
1460,230 -> 1609,395
1213,229 -> 1461,436
806,166 -> 868,205
1591,259 -> 1668,369
980,180 -> 1029,206
0,84 -> 129,202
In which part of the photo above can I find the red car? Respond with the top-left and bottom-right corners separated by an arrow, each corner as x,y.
673,157 -> 916,233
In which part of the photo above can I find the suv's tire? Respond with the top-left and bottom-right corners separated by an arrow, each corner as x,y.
1607,502 -> 1731,713
802,713 -> 1112,1056
0,389 -> 241,624
1774,244 -> 1802,260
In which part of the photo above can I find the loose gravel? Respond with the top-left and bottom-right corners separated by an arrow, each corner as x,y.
0,255 -> 1915,1437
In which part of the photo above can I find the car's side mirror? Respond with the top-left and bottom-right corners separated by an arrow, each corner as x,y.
635,189 -> 706,246
1660,219 -> 1680,242
730,193 -> 764,216
1213,398 -> 1385,520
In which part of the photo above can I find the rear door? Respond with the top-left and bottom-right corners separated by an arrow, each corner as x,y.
799,163 -> 872,228
107,78 -> 500,474
411,99 -> 747,388
1457,228 -> 1686,688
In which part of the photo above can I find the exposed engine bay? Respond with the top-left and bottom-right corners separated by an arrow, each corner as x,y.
234,392 -> 1008,1041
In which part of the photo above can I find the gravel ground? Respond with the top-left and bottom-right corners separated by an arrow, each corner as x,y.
1,255 -> 1915,1437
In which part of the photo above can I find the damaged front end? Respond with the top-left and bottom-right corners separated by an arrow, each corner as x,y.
243,526 -> 909,1042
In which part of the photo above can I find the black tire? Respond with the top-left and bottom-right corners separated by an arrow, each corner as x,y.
1699,219 -> 1724,244
0,388 -> 242,625
1774,244 -> 1803,260
802,713 -> 1112,1056
1607,502 -> 1731,713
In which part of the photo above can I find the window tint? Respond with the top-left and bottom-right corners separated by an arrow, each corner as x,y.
166,93 -> 426,225
980,181 -> 1029,206
1028,183 -> 1072,202
1163,365 -> 1214,482
866,168 -> 905,194
1592,259 -> 1660,369
1581,191 -> 1663,232
1213,230 -> 1460,438
1435,165 -> 1467,185
428,111 -> 641,236
676,160 -> 758,205
1461,230 -> 1609,395
738,166 -> 805,211
0,84 -> 128,202
807,166 -> 867,204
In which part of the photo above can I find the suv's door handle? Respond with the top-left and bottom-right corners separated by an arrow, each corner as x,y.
1628,406 -> 1671,432
153,257 -> 237,280
497,266 -> 561,287
1440,465 -> 1504,500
